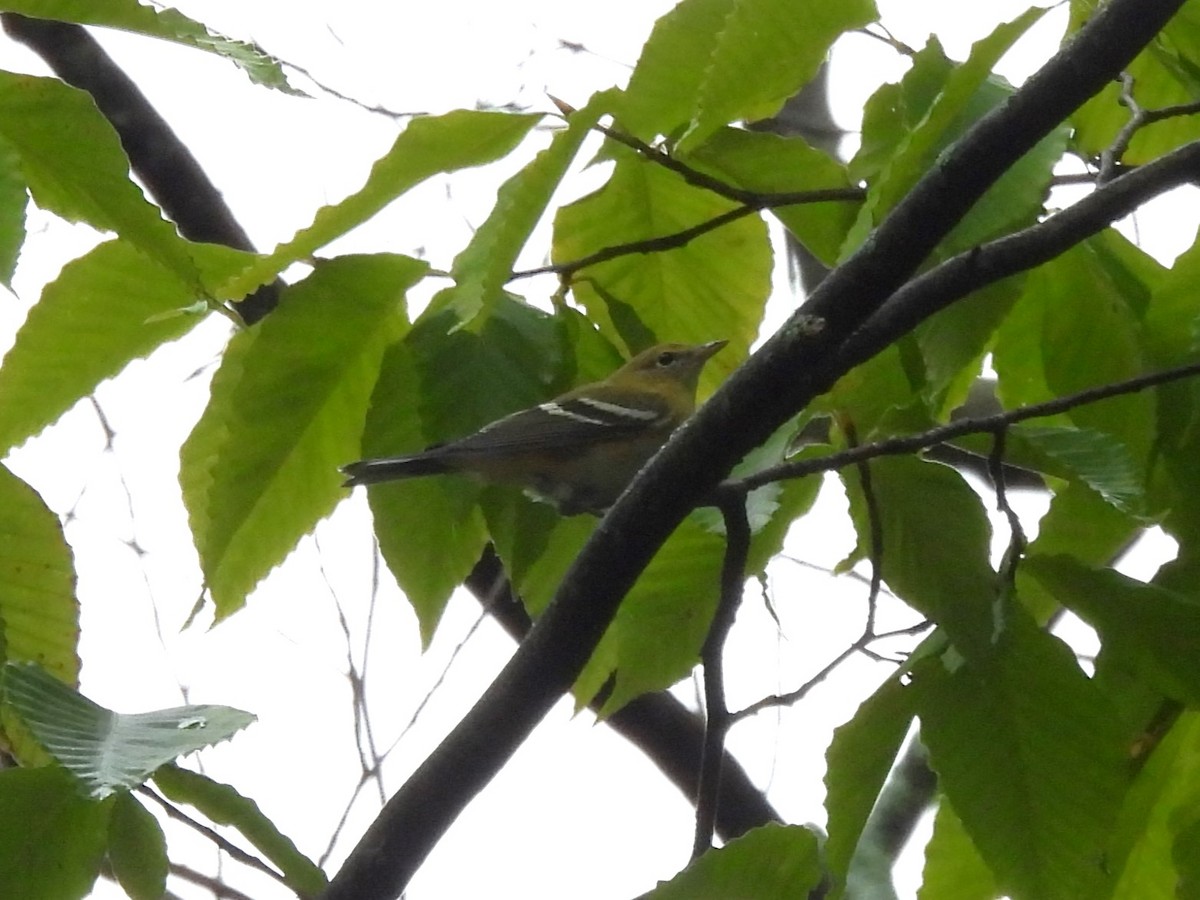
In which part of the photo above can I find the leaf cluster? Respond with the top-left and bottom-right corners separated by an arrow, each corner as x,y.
1,0 -> 1200,898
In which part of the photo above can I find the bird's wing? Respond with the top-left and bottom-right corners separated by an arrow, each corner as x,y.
444,390 -> 673,458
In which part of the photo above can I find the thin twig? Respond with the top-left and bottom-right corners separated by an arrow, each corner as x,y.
592,120 -> 865,209
137,785 -> 286,885
167,862 -> 258,900
514,184 -> 861,280
846,422 -> 884,638
736,357 -> 1200,491
286,60 -> 427,119
733,645 -> 857,723
1144,98 -> 1200,122
1050,171 -> 1105,186
1100,73 -> 1200,183
731,619 -> 932,723
512,205 -> 761,280
362,547 -> 386,805
387,608 -> 491,752
988,428 -> 1027,589
319,539 -> 387,868
511,119 -> 861,281
693,490 -> 752,858
319,550 -> 491,867
857,23 -> 918,57
1101,73 -> 1145,183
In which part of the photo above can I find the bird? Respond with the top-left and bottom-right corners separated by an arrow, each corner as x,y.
342,340 -> 727,515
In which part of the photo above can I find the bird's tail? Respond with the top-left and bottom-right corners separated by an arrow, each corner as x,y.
341,453 -> 451,487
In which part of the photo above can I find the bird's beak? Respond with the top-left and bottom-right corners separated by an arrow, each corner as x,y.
698,339 -> 728,361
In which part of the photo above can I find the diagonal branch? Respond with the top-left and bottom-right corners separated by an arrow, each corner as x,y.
829,138 -> 1200,379
590,118 -> 864,209
511,188 -> 859,282
738,355 -> 1200,492
322,2 -> 1190,897
1,14 -> 281,322
1099,72 -> 1200,183
512,204 -> 761,280
466,546 -> 780,844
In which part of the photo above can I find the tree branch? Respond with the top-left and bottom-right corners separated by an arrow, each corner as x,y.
829,138 -> 1200,378
322,3 -> 1190,897
137,785 -> 286,886
737,356 -> 1200,493
465,546 -> 781,844
692,493 -> 751,858
512,204 -> 761,280
1099,71 -> 1200,183
511,186 -> 859,282
589,117 -> 862,210
989,428 -> 1028,599
1,14 -> 281,323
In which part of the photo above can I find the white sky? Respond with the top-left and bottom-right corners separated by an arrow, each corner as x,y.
0,2 -> 1190,898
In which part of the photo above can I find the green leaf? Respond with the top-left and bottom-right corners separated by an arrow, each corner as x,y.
918,802 -> 997,900
0,0 -> 299,93
851,43 -> 950,185
2,662 -> 255,800
1028,481 -> 1140,565
1069,0 -> 1200,163
681,126 -> 860,265
1143,232 -> 1200,367
1087,227 -> 1164,323
993,240 -> 1154,469
743,443 -> 824,570
1025,555 -> 1200,707
440,92 -> 615,325
914,278 -> 1022,416
824,675 -> 917,899
406,295 -> 571,446
688,419 -> 822,559
0,73 -> 200,283
107,793 -> 167,900
576,517 -> 724,714
1014,424 -> 1146,515
360,338 -> 489,643
0,135 -> 25,289
493,507 -> 594,618
818,344 -> 924,434
941,121 -> 1067,259
218,110 -> 541,299
0,239 -> 203,454
0,466 -> 78,684
553,144 -> 769,386
637,823 -> 823,899
0,766 -> 108,900
1106,711 -> 1200,898
153,764 -> 327,895
620,0 -> 876,148
1174,809 -> 1200,900
845,9 -> 1052,256
1016,482 -> 1140,622
181,254 -> 425,618
841,457 -> 995,655
1147,351 -> 1200,585
914,611 -> 1128,900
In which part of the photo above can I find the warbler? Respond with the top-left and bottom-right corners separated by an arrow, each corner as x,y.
342,340 -> 727,515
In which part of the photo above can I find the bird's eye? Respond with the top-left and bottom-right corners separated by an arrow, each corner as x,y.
656,351 -> 678,367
